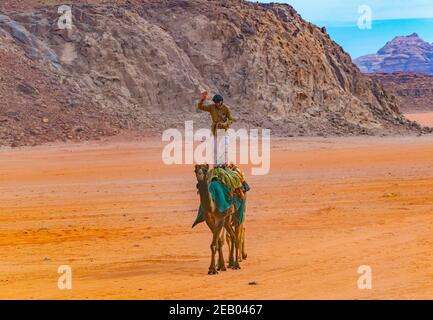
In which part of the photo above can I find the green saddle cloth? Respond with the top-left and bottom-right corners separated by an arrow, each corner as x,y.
206,167 -> 243,189
192,180 -> 246,228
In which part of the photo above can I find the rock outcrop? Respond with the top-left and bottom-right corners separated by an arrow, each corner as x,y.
369,72 -> 433,113
0,0 -> 426,147
355,33 -> 433,75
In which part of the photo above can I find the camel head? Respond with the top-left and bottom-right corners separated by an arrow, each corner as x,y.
195,164 -> 209,183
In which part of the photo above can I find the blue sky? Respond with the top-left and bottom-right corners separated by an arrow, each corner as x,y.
257,1 -> 433,58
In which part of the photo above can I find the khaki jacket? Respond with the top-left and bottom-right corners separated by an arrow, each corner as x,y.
197,100 -> 234,135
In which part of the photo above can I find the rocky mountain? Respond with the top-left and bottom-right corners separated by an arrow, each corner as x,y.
369,72 -> 433,113
0,34 -> 120,147
355,33 -> 433,75
0,0 -> 427,147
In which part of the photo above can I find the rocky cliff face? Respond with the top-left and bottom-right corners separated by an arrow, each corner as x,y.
0,34 -> 119,147
355,33 -> 433,75
0,0 -> 425,147
369,72 -> 433,113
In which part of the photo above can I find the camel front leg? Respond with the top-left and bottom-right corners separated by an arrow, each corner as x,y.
206,215 -> 227,271
208,216 -> 224,275
217,228 -> 227,271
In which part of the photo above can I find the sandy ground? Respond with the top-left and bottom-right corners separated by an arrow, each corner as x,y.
1,134 -> 433,300
406,112 -> 433,127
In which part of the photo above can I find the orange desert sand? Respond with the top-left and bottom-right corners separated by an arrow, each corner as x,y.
1,132 -> 433,299
406,112 -> 433,128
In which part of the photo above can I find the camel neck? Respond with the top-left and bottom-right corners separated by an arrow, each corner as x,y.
197,180 -> 213,213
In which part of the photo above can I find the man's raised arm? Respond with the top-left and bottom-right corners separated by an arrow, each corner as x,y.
197,91 -> 211,112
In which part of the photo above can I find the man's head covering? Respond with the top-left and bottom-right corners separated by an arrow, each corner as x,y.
212,94 -> 224,103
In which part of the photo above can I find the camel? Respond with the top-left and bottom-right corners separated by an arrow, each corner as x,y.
194,164 -> 246,274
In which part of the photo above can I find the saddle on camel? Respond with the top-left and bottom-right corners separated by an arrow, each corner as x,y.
193,163 -> 249,228
194,91 -> 250,274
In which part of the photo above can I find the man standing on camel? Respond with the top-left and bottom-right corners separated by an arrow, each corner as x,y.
197,91 -> 234,166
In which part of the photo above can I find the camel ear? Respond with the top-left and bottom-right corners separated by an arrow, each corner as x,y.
195,164 -> 200,171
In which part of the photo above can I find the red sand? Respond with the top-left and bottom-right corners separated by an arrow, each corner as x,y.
1,135 -> 433,299
406,112 -> 433,127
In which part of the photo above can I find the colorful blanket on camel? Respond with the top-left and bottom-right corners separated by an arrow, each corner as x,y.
192,167 -> 247,228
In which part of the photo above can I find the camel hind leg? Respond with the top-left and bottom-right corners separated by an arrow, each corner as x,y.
226,231 -> 232,255
224,215 -> 237,269
237,225 -> 247,262
230,223 -> 241,269
241,225 -> 247,260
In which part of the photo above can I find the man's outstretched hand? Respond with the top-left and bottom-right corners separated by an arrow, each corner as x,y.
200,91 -> 208,102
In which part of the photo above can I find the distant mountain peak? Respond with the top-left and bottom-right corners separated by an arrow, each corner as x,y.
390,32 -> 421,41
355,33 -> 433,75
